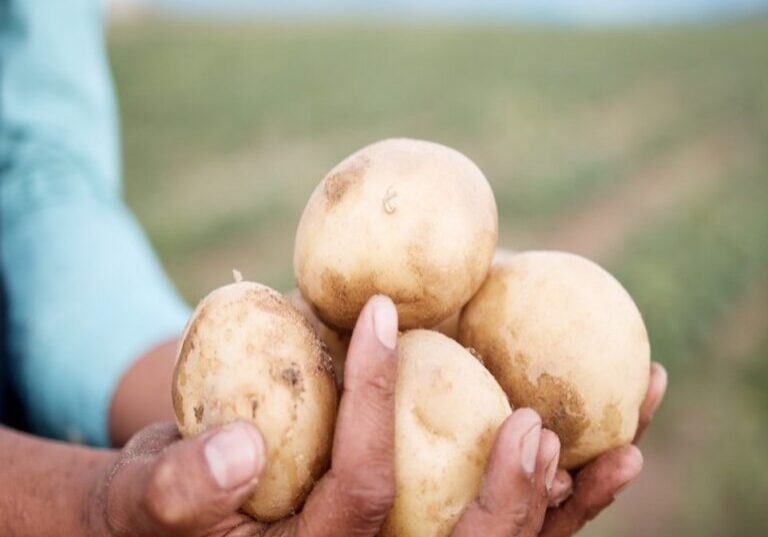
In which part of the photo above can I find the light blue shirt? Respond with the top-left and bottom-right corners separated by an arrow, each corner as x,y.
0,0 -> 190,446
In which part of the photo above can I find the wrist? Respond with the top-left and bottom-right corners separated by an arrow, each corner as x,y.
78,448 -> 120,537
109,338 -> 179,446
0,428 -> 118,537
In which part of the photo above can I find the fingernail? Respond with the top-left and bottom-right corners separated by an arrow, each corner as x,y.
651,364 -> 668,415
551,473 -> 573,506
545,453 -> 559,491
372,295 -> 398,350
205,422 -> 265,489
520,421 -> 541,476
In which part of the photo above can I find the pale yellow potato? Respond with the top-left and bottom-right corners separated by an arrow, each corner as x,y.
294,138 -> 498,330
458,251 -> 650,469
286,289 -> 350,387
380,330 -> 512,537
172,278 -> 338,521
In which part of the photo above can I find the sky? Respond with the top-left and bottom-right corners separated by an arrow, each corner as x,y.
144,0 -> 768,24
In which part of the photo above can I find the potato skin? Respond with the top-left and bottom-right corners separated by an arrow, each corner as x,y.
286,289 -> 350,388
294,138 -> 498,330
458,251 -> 650,469
172,281 -> 338,521
380,330 -> 512,537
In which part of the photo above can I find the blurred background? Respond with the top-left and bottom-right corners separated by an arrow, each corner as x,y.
108,1 -> 768,535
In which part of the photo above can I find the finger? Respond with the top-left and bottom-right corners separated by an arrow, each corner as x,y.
452,408 -> 552,537
548,470 -> 573,508
527,429 -> 563,536
106,421 -> 266,537
274,295 -> 398,537
539,445 -> 643,537
634,362 -> 667,443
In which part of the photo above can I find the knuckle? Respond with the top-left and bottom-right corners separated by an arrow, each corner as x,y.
339,467 -> 396,522
361,368 -> 396,402
509,500 -> 533,530
143,459 -> 187,528
472,496 -> 532,535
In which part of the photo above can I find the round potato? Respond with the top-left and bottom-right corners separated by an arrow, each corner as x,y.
287,289 -> 350,387
294,138 -> 498,330
172,276 -> 338,521
380,330 -> 512,537
458,251 -> 650,469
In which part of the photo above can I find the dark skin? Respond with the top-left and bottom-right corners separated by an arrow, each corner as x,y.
0,296 -> 666,536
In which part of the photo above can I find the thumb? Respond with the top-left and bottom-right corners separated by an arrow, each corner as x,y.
106,421 -> 266,537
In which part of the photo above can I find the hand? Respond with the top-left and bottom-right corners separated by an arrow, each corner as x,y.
538,362 -> 668,537
85,296 -> 569,536
84,294 -> 395,537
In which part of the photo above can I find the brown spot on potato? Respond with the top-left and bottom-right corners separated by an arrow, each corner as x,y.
532,372 -> 589,449
317,269 -> 358,327
281,366 -> 303,390
601,402 -> 622,441
323,154 -> 369,207
316,348 -> 336,377
466,425 -> 496,468
251,400 -> 259,419
244,287 -> 286,316
171,369 -> 185,426
316,264 -> 450,330
172,314 -> 206,427
478,346 -> 589,455
194,405 -> 204,423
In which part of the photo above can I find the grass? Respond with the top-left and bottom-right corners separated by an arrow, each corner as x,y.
110,15 -> 768,537
613,166 -> 768,371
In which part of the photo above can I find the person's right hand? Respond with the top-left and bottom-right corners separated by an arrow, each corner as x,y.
85,295 -> 563,537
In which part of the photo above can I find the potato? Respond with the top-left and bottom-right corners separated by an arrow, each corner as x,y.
294,138 -> 498,330
286,289 -> 350,387
380,330 -> 512,537
172,274 -> 338,521
458,251 -> 650,469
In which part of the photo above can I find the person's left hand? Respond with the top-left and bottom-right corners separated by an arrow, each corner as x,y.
537,362 -> 668,537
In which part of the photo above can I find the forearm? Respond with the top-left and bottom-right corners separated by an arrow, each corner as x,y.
0,427 -> 114,537
109,338 -> 180,446
1,0 -> 189,447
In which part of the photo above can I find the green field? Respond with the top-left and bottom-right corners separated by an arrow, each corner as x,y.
110,16 -> 768,537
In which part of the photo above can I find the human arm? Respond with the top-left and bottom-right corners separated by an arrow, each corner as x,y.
0,0 -> 189,446
0,426 -> 112,537
108,339 -> 179,446
0,295 -> 562,537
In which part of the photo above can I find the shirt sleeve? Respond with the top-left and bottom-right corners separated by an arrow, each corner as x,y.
0,0 -> 190,446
